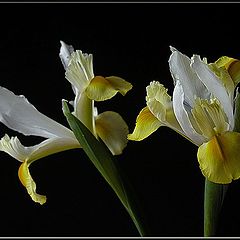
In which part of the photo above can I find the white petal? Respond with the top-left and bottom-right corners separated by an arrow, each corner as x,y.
0,134 -> 80,163
59,40 -> 74,70
169,47 -> 210,107
173,81 -> 205,146
65,50 -> 94,94
191,55 -> 234,129
0,87 -> 74,139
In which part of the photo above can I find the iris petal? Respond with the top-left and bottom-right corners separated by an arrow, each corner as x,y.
95,111 -> 129,155
198,131 -> 240,184
173,80 -> 205,146
128,107 -> 161,141
191,55 -> 234,130
0,87 -> 74,139
18,161 -> 46,205
86,76 -> 132,101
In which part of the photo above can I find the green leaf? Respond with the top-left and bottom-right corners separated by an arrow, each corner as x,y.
62,100 -> 148,236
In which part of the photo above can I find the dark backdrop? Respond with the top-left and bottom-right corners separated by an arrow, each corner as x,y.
0,2 -> 240,237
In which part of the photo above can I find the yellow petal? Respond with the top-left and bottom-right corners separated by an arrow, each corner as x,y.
214,56 -> 240,87
197,131 -> 240,184
86,76 -> 132,101
95,111 -> 129,155
18,161 -> 47,205
128,106 -> 161,141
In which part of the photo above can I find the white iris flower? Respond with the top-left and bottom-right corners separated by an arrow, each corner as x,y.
128,47 -> 240,184
0,41 -> 132,204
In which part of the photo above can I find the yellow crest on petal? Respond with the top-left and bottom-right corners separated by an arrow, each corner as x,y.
86,76 -> 132,101
128,106 -> 161,141
197,131 -> 240,184
18,161 -> 47,205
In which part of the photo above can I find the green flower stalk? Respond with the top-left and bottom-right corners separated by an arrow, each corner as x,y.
128,47 -> 240,236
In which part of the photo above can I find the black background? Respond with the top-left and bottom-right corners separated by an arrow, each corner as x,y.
0,1 -> 240,237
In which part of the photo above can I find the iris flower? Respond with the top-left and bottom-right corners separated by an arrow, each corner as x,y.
128,47 -> 240,184
0,41 -> 132,204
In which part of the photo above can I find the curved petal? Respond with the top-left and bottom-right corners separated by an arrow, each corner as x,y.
173,80 -> 205,146
1,135 -> 80,204
128,106 -> 161,141
191,55 -> 234,130
65,50 -> 94,94
85,76 -> 132,101
197,131 -> 240,184
59,40 -> 74,70
214,56 -> 240,87
0,87 -> 74,139
95,111 -> 129,155
0,134 -> 80,163
18,161 -> 46,205
169,47 -> 209,107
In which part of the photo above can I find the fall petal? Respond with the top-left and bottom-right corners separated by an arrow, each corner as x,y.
85,76 -> 132,101
128,107 -> 161,141
95,111 -> 129,155
18,161 -> 46,205
198,131 -> 240,184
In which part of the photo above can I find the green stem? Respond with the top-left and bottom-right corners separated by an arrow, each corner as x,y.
204,179 -> 228,236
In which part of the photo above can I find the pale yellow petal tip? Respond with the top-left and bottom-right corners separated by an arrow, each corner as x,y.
128,107 -> 161,141
197,132 -> 240,184
18,162 -> 47,205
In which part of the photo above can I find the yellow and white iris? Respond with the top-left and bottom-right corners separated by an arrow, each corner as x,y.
128,47 -> 240,184
0,41 -> 132,204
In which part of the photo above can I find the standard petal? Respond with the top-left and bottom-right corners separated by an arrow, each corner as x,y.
197,131 -> 240,184
0,87 -> 74,139
59,40 -> 74,70
173,80 -> 205,146
128,107 -> 161,141
191,55 -> 234,130
169,47 -> 209,107
0,134 -> 80,163
65,50 -> 94,93
85,76 -> 132,101
18,161 -> 46,205
95,111 -> 129,155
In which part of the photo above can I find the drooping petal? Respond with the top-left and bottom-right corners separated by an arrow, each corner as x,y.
169,47 -> 209,108
191,55 -> 234,130
95,111 -> 129,155
18,161 -> 46,205
0,87 -> 74,139
1,134 -> 80,204
197,131 -> 240,184
59,40 -> 74,70
65,50 -> 94,94
128,106 -> 161,141
0,134 -> 80,163
173,80 -> 205,146
85,76 -> 132,101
